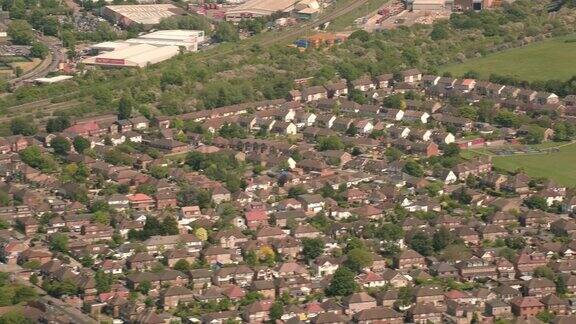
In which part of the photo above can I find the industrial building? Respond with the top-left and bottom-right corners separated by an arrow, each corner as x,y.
407,0 -> 450,11
102,4 -> 186,27
83,30 -> 204,68
224,0 -> 297,22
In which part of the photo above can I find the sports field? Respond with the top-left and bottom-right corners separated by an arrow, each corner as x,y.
441,36 -> 576,82
463,142 -> 576,186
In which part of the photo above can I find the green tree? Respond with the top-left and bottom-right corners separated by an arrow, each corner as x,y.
287,185 -> 307,198
7,20 -> 34,45
494,111 -> 519,127
19,145 -> 57,172
533,266 -> 555,281
430,24 -> 449,40
94,270 -> 112,294
10,118 -> 37,136
523,125 -> 545,144
383,94 -> 405,109
433,227 -> 453,252
50,136 -> 71,155
91,211 -> 110,225
397,286 -> 413,306
0,311 -> 34,324
161,215 -> 179,235
318,136 -> 345,151
73,136 -> 91,153
301,238 -> 324,262
269,301 -> 283,321
345,248 -> 373,273
21,260 -> 41,270
46,116 -> 70,133
138,281 -> 151,295
12,286 -> 37,304
214,22 -> 239,42
409,232 -> 433,256
9,0 -> 25,19
524,195 -> 548,210
403,161 -> 424,177
504,236 -> 526,250
326,266 -> 357,296
49,233 -> 69,252
30,42 -> 49,59
239,291 -> 264,306
377,223 -> 404,241
118,95 -> 134,120
536,310 -> 554,323
149,165 -> 169,179
441,143 -> 461,157
173,259 -> 191,271
348,89 -> 367,105
556,274 -> 568,295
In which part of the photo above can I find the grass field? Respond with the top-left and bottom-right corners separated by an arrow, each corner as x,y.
441,36 -> 576,81
463,142 -> 576,186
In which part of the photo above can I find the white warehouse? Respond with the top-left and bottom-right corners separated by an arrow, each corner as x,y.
83,30 -> 205,68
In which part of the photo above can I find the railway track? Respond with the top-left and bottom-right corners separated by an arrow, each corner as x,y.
0,1 -> 371,119
260,0 -> 373,46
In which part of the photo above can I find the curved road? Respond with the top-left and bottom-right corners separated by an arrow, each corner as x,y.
9,40 -> 62,88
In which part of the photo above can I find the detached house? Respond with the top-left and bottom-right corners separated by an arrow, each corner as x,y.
395,249 -> 426,270
343,292 -> 377,314
297,194 -> 325,214
325,80 -> 348,98
351,76 -> 376,92
403,110 -> 430,123
401,68 -> 422,83
128,193 -> 154,211
302,86 -> 328,102
354,307 -> 403,324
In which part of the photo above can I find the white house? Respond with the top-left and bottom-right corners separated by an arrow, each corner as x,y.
313,258 -> 340,277
354,119 -> 374,134
294,112 -> 317,128
403,110 -> 430,124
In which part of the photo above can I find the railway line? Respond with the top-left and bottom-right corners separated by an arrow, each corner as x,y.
260,0 -> 373,46
0,0 -> 371,120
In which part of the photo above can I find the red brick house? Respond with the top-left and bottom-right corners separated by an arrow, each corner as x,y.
395,249 -> 426,270
353,306 -> 403,324
245,208 -> 268,230
18,248 -> 52,265
155,191 -> 177,209
128,193 -> 155,211
343,292 -> 377,314
510,297 -> 544,317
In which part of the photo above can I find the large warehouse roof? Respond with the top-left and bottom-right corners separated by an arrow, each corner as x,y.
84,30 -> 203,67
226,0 -> 297,17
83,43 -> 180,68
103,4 -> 184,25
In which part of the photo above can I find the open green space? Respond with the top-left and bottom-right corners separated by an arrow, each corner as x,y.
462,142 -> 576,186
441,36 -> 576,81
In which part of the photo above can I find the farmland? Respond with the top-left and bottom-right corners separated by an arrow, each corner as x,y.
441,36 -> 576,82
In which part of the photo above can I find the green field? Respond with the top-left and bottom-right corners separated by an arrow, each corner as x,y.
463,142 -> 576,186
441,36 -> 576,81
